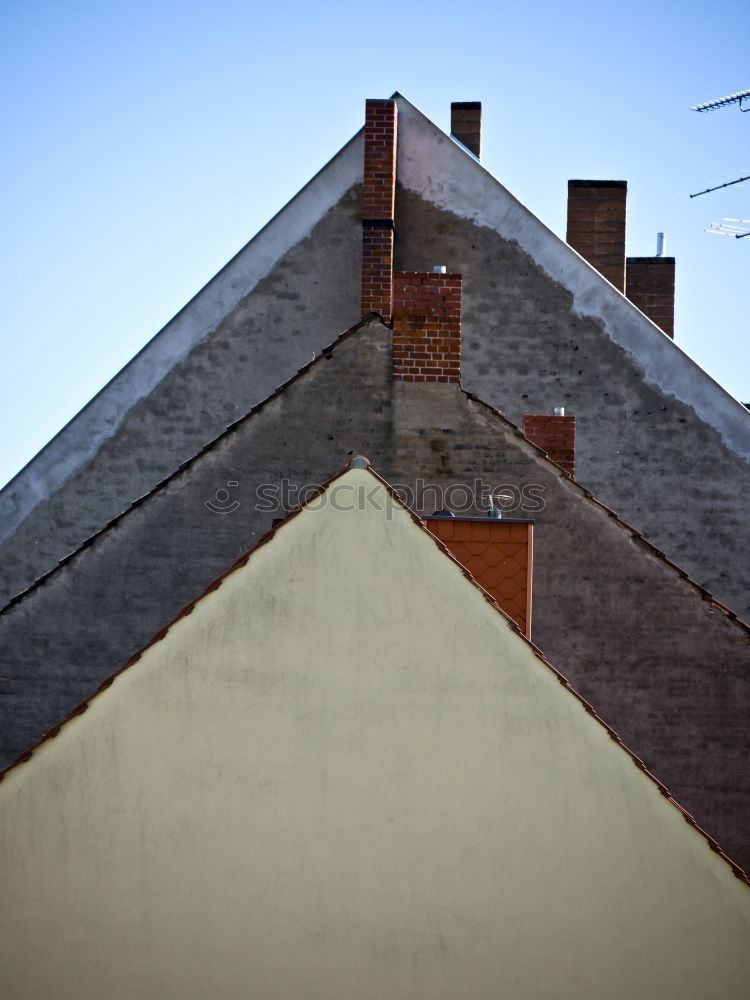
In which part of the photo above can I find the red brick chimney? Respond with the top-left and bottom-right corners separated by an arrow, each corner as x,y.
522,410 -> 576,477
567,180 -> 627,291
392,271 -> 462,382
361,99 -> 397,322
626,256 -> 676,338
450,102 -> 482,158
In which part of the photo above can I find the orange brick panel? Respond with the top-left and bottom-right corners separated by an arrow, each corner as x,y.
423,518 -> 533,637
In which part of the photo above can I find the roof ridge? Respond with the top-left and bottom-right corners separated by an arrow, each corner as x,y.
0,314 -> 387,615
3,459 -> 747,889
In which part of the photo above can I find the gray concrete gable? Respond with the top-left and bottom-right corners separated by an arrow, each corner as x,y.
4,93 -> 748,628
394,95 -> 750,459
392,96 -> 750,620
0,140 -> 364,604
1,318 -> 748,872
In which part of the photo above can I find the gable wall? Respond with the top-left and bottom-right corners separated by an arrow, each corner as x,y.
1,320 -> 748,871
4,97 -> 748,631
0,143 -> 364,606
1,474 -> 748,999
393,120 -> 750,620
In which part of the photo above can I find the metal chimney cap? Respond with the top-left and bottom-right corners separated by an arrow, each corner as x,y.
553,406 -> 566,416
349,454 -> 370,469
432,265 -> 447,273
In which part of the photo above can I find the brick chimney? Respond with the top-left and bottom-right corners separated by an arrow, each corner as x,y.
361,99 -> 398,322
522,411 -> 576,477
450,102 -> 482,158
567,180 -> 627,291
626,256 -> 676,338
423,516 -> 533,637
392,271 -> 462,382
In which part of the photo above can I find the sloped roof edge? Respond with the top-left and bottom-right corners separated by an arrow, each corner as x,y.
463,387 -> 749,628
2,458 -> 747,889
394,94 -> 750,460
0,123 -> 365,541
0,314 -> 383,613
2,317 -> 747,653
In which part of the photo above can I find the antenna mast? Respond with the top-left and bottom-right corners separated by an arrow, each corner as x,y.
690,88 -> 749,238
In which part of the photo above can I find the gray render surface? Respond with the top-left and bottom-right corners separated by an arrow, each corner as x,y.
2,95 -> 749,634
394,185 -> 750,623
1,320 -> 748,873
0,187 -> 362,607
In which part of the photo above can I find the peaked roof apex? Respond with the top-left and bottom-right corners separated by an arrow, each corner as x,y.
1,457 -> 747,887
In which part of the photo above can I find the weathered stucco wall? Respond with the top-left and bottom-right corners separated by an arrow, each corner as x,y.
3,96 -> 748,632
394,105 -> 750,622
1,469 -> 748,1000
1,320 -> 748,871
0,148 -> 364,606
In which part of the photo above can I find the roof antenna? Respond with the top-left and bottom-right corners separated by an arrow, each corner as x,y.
692,89 -> 750,112
488,492 -> 514,520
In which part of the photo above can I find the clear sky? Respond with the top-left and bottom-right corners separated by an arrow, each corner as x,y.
1,0 -> 748,489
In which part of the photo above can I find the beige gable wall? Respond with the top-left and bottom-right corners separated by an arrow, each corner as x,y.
1,468 -> 748,999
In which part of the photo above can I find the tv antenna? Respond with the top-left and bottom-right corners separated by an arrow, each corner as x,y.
706,218 -> 750,239
690,174 -> 750,199
690,89 -> 749,237
692,89 -> 750,113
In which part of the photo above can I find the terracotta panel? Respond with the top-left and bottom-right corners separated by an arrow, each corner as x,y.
423,518 -> 533,638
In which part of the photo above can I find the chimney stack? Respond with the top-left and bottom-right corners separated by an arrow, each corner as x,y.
361,99 -> 398,323
567,180 -> 627,291
522,411 -> 576,477
392,271 -> 462,383
450,102 -> 482,159
625,256 -> 676,339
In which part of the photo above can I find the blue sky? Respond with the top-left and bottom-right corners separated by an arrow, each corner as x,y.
1,0 -> 748,488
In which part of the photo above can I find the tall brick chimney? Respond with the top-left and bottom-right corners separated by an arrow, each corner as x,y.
450,102 -> 482,159
626,256 -> 676,338
522,410 -> 576,477
361,99 -> 398,323
567,180 -> 627,291
392,271 -> 462,383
